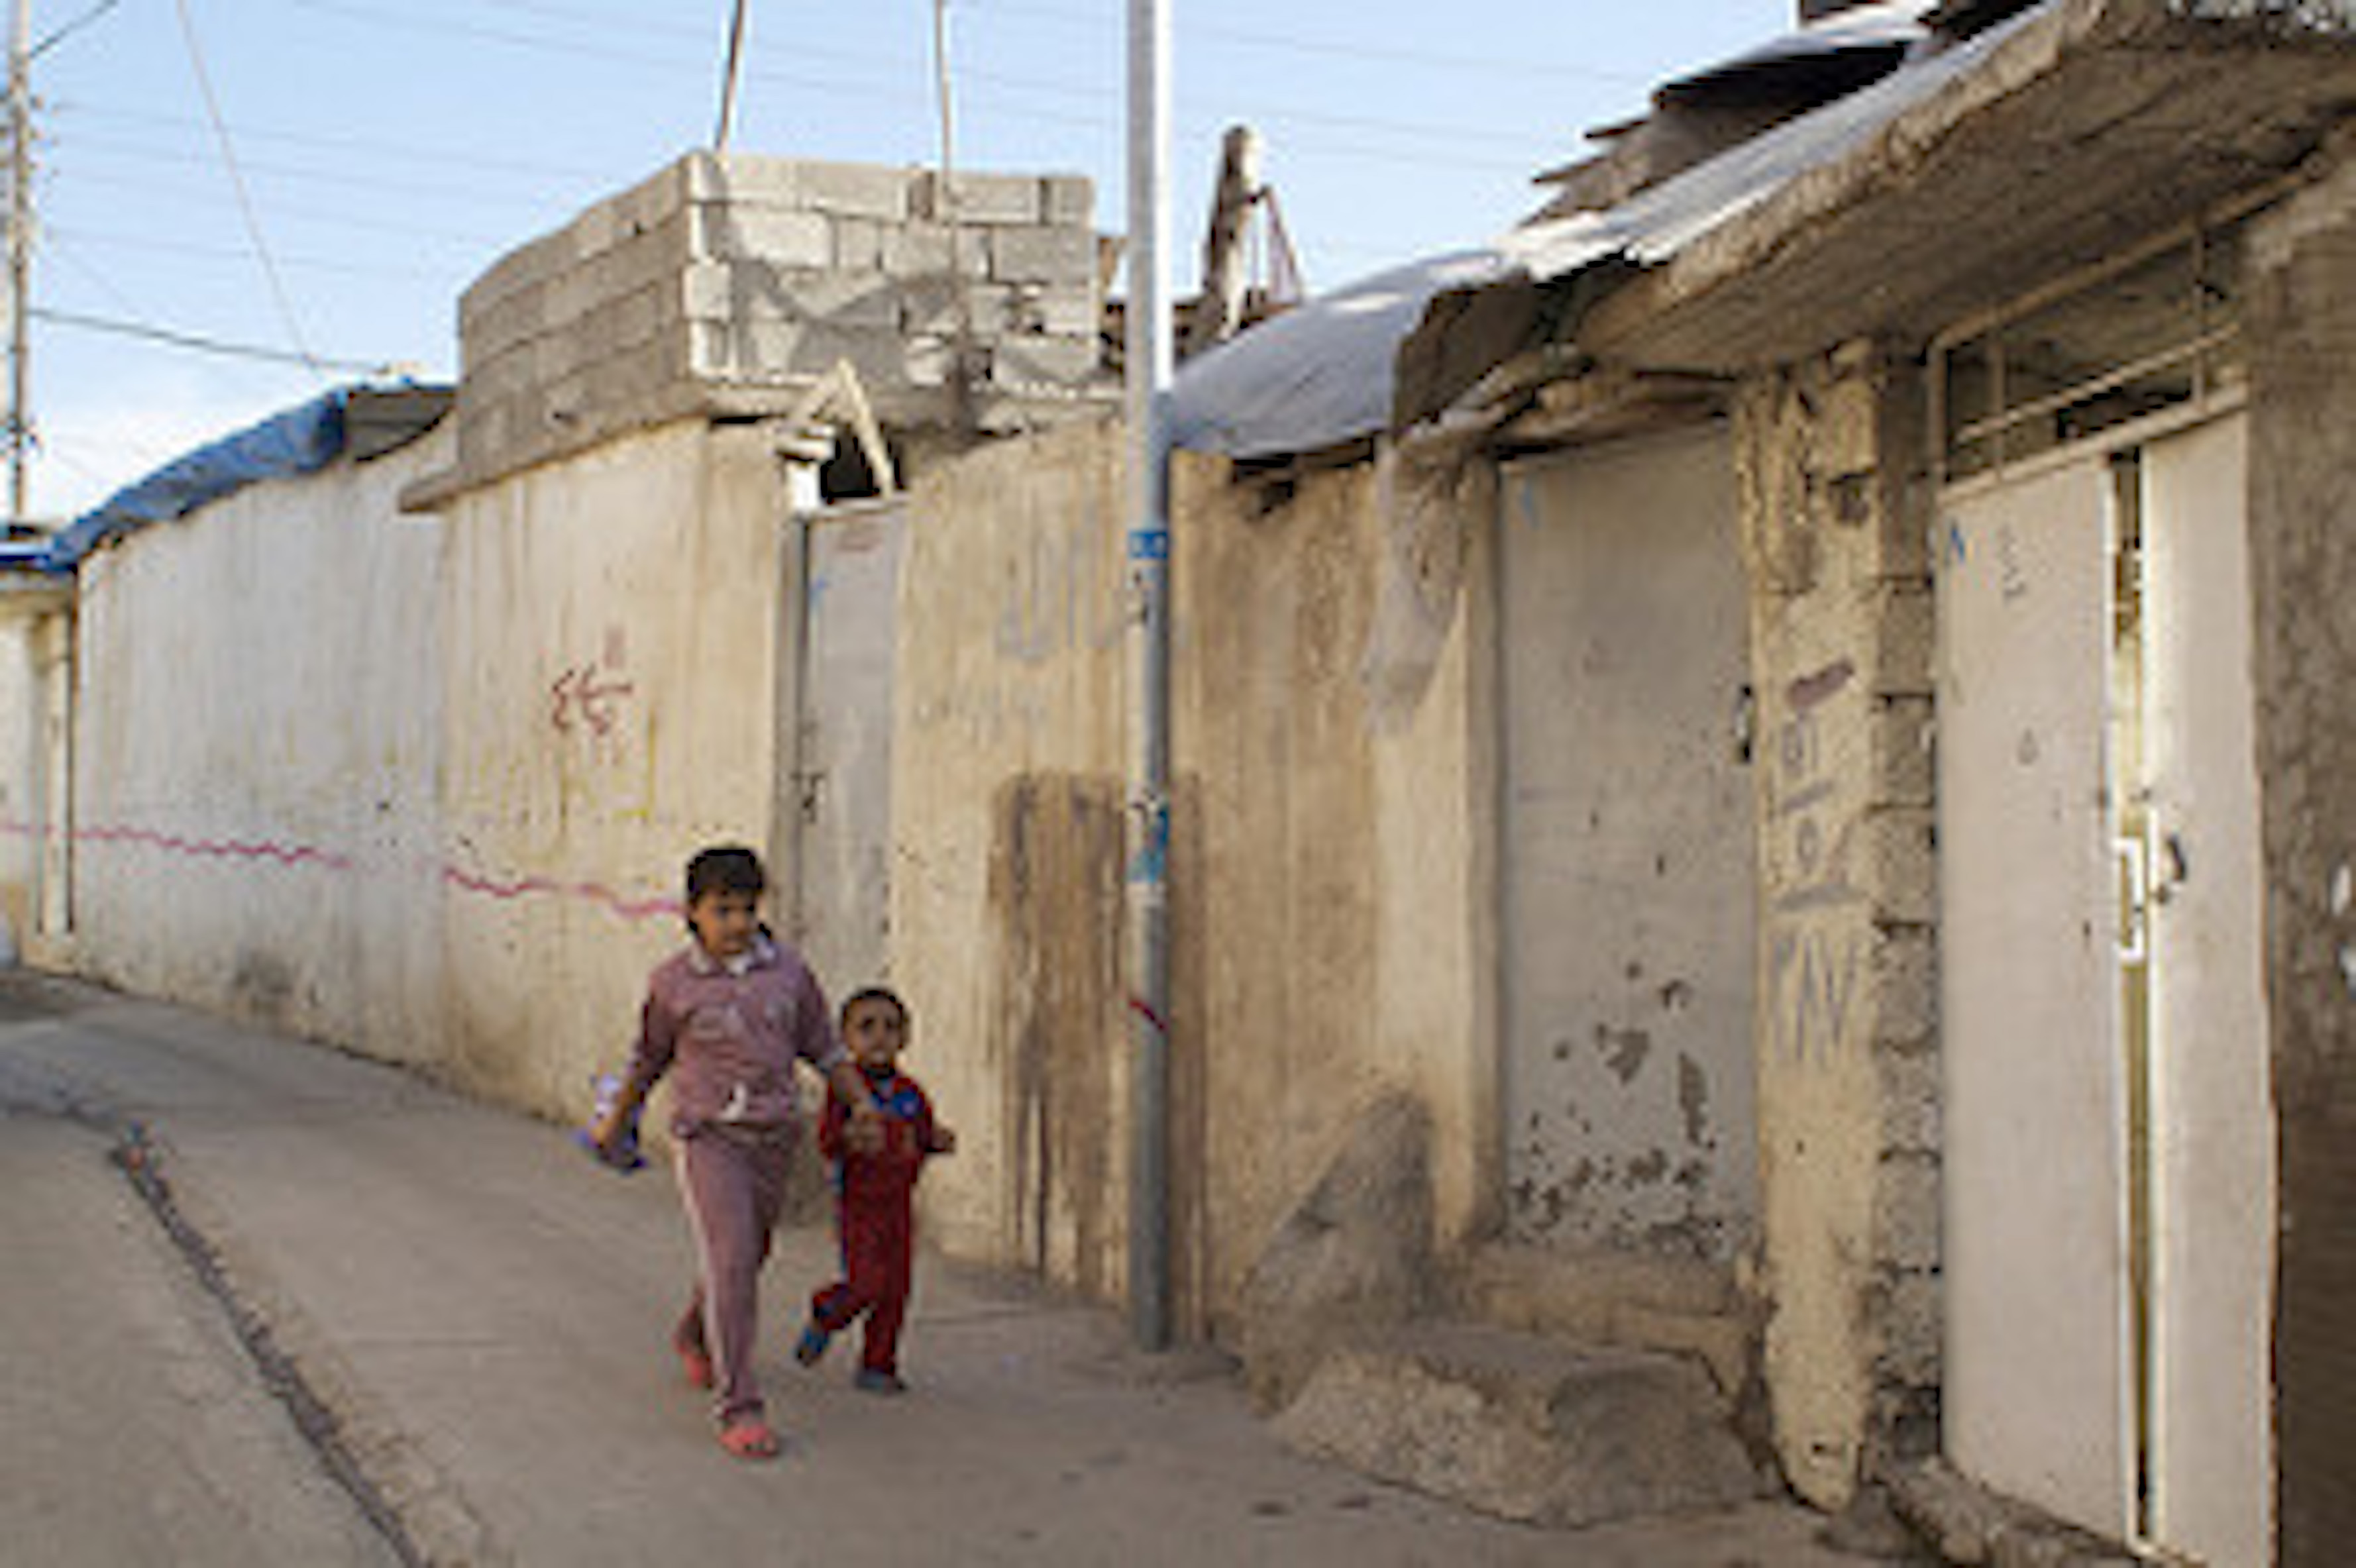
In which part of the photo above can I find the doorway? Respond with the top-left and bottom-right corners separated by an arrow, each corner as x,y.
1496,426 -> 1760,1261
1938,409 -> 2271,1563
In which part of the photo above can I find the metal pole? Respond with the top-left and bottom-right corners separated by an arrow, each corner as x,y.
712,0 -> 749,151
7,0 -> 32,523
1123,0 -> 1173,1351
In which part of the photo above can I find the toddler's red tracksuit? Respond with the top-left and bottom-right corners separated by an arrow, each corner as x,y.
808,1065 -> 941,1375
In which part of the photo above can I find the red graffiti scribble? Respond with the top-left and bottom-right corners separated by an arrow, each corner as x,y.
550,662 -> 636,737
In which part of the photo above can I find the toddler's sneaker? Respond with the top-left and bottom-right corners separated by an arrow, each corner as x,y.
853,1368 -> 907,1395
792,1320 -> 831,1367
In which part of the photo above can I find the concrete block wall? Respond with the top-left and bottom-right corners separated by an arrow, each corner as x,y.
451,152 -> 1111,492
1732,340 -> 1941,1510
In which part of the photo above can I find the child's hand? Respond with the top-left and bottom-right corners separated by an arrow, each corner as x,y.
931,1125 -> 957,1155
845,1099 -> 886,1154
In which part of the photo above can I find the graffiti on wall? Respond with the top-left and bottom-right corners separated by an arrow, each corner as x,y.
1768,657 -> 1867,1065
549,626 -> 636,738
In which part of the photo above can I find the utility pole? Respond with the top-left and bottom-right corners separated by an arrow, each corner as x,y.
1124,0 -> 1174,1353
7,0 -> 32,524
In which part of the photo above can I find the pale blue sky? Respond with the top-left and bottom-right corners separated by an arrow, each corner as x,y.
25,0 -> 1792,519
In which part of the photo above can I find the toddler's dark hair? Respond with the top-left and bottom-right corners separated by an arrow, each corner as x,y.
684,844 -> 767,906
840,985 -> 908,1027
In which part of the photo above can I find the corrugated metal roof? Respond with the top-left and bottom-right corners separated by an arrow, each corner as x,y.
1655,0 -> 1938,101
1172,5 -> 2037,461
1167,250 -> 1510,460
1500,12 -> 2016,284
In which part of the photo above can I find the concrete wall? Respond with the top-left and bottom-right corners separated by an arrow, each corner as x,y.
889,418 -> 1132,1299
892,420 -> 1495,1333
58,404 -> 833,1139
2245,146 -> 2356,1568
434,419 -> 801,1118
69,426 -> 452,1063
1732,343 -> 1941,1509
1181,446 -> 1495,1328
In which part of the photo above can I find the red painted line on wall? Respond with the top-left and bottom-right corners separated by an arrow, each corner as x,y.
77,823 -> 358,872
1,819 -> 680,924
438,863 -> 680,923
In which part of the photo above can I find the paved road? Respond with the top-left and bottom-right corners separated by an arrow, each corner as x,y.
0,972 -> 1890,1567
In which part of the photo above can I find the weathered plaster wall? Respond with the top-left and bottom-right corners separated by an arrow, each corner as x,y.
69,426 -> 453,1063
889,418 -> 1132,1301
892,421 -> 1493,1333
2245,145 -> 2356,1568
435,419 -> 798,1119
1181,449 -> 1494,1329
0,613 -> 44,951
1733,343 -> 1940,1508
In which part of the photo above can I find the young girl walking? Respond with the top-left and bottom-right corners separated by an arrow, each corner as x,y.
592,845 -> 881,1460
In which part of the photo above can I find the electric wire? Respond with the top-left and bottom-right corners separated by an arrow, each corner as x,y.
170,0 -> 323,377
32,305 -> 394,373
52,140 -> 572,235
49,100 -> 617,185
40,229 -> 288,399
282,0 -> 1568,165
48,224 -> 464,282
32,0 -> 119,61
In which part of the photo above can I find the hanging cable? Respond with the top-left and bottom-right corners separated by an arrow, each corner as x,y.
30,0 -> 117,60
170,0 -> 323,379
31,305 -> 392,373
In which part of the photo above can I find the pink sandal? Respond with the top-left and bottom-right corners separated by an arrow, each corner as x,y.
674,1340 -> 715,1391
718,1419 -> 781,1461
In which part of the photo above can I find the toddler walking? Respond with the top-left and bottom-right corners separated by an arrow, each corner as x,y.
794,986 -> 955,1392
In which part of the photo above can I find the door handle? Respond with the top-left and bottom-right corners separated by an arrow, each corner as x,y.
2155,831 -> 2190,905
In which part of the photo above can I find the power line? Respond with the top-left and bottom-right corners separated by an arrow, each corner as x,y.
284,0 -> 1555,170
40,229 -> 288,399
48,101 -> 616,187
975,0 -> 1648,85
30,0 -> 117,60
48,225 -> 463,282
32,304 -> 395,372
50,142 -> 572,236
171,0 -> 322,378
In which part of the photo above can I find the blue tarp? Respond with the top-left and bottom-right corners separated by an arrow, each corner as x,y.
3,389 -> 354,575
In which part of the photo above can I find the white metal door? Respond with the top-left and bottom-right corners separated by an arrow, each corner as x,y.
2142,413 -> 2273,1567
1939,460 -> 2130,1538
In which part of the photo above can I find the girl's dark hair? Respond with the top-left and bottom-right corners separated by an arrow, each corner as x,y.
684,844 -> 767,905
840,985 -> 908,1027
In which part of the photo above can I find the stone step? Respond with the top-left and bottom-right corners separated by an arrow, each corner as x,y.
1448,1242 -> 1755,1400
1271,1321 -> 1766,1529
